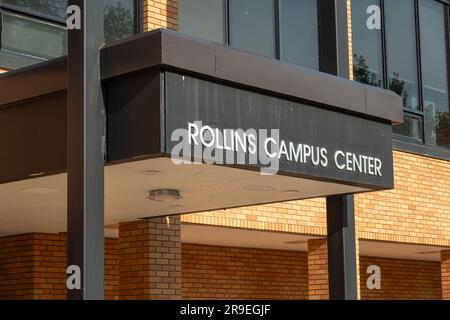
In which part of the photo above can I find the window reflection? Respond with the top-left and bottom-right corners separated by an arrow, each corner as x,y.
279,0 -> 318,70
385,0 -> 419,111
393,114 -> 423,142
1,11 -> 66,58
104,0 -> 135,42
351,0 -> 384,87
229,0 -> 276,58
0,0 -> 67,19
419,0 -> 450,148
179,0 -> 225,44
0,0 -> 136,58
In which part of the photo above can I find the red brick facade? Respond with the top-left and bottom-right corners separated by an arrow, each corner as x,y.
0,234 -> 38,299
442,251 -> 450,300
1,232 -> 447,300
360,256 -> 442,300
0,234 -> 118,300
182,244 -> 308,300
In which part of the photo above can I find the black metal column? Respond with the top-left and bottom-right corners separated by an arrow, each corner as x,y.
326,195 -> 358,300
67,0 -> 105,300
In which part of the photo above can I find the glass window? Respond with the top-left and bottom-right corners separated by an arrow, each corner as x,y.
384,0 -> 419,111
229,0 -> 276,58
351,0 -> 383,87
279,0 -> 318,70
0,0 -> 137,60
419,0 -> 450,148
393,113 -> 423,142
104,0 -> 136,42
179,0 -> 225,44
1,11 -> 67,58
0,0 -> 67,20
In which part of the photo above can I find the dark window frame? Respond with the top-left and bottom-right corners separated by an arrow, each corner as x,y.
383,0 -> 425,143
223,0 -> 322,70
355,0 -> 450,151
397,0 -> 450,150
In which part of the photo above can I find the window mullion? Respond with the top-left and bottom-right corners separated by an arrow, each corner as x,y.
275,0 -> 280,60
381,0 -> 388,90
415,0 -> 426,143
134,0 -> 142,35
225,0 -> 229,46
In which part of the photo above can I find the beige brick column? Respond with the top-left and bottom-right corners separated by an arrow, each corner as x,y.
307,239 -> 329,300
442,250 -> 450,300
354,210 -> 361,300
119,216 -> 181,300
143,0 -> 179,32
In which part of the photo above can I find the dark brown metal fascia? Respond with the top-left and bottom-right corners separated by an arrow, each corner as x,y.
0,29 -> 402,124
0,57 -> 67,108
101,29 -> 403,124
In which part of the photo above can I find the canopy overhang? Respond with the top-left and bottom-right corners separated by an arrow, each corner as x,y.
0,29 -> 403,235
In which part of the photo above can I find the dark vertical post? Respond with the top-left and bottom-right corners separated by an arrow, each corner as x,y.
67,0 -> 105,300
319,0 -> 358,300
326,195 -> 358,300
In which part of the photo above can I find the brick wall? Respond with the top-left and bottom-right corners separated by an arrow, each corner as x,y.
360,256 -> 442,300
119,216 -> 181,300
356,151 -> 450,246
442,251 -> 450,300
143,0 -> 178,31
307,239 -> 329,300
0,234 -> 118,300
182,198 -> 327,237
182,244 -> 308,300
1,233 -> 446,300
182,244 -> 443,300
105,238 -> 120,300
182,151 -> 450,248
142,0 -> 450,249
0,234 -> 36,299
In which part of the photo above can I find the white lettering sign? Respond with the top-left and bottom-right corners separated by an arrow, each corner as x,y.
172,121 -> 383,177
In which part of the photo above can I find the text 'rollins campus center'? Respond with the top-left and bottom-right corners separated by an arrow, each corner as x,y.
0,0 -> 449,300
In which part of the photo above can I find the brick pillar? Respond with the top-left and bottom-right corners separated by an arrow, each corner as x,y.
442,250 -> 450,300
143,0 -> 179,32
119,216 -> 181,300
307,239 -> 329,300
